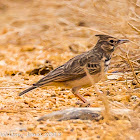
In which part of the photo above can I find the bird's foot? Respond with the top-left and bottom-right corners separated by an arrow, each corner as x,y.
76,101 -> 91,107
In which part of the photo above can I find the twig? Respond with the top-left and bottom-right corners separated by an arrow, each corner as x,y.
118,54 -> 140,67
126,53 -> 140,85
131,9 -> 140,19
128,22 -> 140,34
118,47 -> 140,85
108,101 -> 127,109
129,40 -> 140,48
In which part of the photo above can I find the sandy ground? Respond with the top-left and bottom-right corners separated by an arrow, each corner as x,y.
0,0 -> 139,139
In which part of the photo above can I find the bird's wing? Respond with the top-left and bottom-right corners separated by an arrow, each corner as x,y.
34,52 -> 101,86
64,52 -> 101,74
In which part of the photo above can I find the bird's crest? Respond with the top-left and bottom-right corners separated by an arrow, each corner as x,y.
95,34 -> 116,40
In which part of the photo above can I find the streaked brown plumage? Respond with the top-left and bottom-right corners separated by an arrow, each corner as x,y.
19,34 -> 129,104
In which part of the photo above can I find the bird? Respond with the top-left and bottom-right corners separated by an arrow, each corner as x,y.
19,34 -> 129,106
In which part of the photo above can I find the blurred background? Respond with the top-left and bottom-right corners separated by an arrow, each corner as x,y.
0,0 -> 139,44
0,0 -> 139,75
0,0 -> 140,45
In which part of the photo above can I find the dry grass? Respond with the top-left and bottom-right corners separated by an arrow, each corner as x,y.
0,0 -> 140,139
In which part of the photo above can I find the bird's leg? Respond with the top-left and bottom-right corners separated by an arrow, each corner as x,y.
72,87 -> 90,107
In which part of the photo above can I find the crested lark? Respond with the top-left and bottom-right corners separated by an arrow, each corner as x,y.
19,34 -> 129,105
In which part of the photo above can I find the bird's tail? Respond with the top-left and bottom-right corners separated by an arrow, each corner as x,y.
19,86 -> 37,96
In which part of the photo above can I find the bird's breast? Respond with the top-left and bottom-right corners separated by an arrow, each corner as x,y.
104,57 -> 111,72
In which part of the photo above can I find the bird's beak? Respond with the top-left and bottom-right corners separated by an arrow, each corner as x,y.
118,39 -> 129,44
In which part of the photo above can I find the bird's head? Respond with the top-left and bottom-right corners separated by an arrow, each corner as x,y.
95,34 -> 129,52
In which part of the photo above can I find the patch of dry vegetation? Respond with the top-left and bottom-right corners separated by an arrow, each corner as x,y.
0,0 -> 139,139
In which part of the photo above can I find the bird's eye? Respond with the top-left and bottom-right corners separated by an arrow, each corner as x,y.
109,40 -> 114,43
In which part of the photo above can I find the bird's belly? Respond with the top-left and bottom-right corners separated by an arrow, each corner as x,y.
65,73 -> 102,88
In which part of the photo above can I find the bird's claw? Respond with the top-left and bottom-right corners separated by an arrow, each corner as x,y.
76,101 -> 91,107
